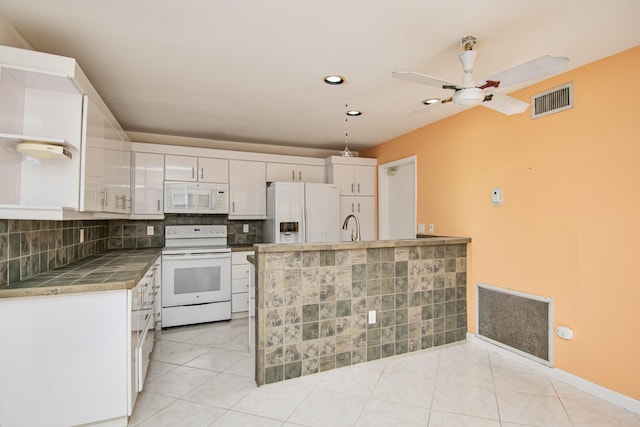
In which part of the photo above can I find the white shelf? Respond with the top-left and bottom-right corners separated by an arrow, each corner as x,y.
0,133 -> 76,151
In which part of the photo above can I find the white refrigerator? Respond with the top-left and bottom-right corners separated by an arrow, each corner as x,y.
264,182 -> 340,243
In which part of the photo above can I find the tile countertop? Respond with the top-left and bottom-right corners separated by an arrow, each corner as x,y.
252,236 -> 471,253
0,248 -> 162,299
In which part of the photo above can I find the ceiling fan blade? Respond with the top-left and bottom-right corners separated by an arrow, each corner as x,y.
393,71 -> 459,90
481,92 -> 529,115
482,55 -> 569,88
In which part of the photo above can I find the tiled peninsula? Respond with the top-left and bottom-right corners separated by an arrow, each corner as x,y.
252,237 -> 471,386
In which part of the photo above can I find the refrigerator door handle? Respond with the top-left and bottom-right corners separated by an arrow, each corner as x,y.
304,206 -> 310,242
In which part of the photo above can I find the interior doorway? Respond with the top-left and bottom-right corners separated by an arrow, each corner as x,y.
378,156 -> 416,240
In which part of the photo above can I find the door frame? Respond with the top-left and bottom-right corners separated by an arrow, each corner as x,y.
378,155 -> 417,240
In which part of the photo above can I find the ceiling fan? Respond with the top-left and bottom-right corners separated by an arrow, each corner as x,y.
393,36 -> 569,115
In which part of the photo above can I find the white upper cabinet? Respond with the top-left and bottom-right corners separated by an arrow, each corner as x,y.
132,152 -> 164,215
328,163 -> 376,196
0,46 -> 84,211
165,155 -> 228,183
266,162 -> 324,183
0,45 -> 130,219
229,160 -> 266,219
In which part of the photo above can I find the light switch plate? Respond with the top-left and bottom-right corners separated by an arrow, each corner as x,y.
243,224 -> 249,233
491,188 -> 503,206
147,226 -> 154,235
368,310 -> 376,324
417,223 -> 425,233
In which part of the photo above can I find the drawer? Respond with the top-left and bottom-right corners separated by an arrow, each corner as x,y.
231,292 -> 249,313
232,251 -> 254,264
232,278 -> 250,294
232,264 -> 250,279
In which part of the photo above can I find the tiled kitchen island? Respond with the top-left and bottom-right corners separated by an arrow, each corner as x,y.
251,237 -> 471,386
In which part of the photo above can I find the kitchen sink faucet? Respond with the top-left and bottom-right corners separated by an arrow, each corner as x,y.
342,214 -> 361,241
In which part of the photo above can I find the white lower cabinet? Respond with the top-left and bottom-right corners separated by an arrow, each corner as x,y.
231,251 -> 253,315
0,256 -> 160,427
339,196 -> 376,241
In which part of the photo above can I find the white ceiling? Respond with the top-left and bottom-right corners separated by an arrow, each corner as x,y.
1,1 -> 639,153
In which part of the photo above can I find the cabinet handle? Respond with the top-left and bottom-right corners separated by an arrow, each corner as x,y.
292,170 -> 295,181
299,170 -> 302,181
157,199 -> 161,212
232,201 -> 235,212
192,167 -> 195,179
357,183 -> 361,193
351,183 -> 354,194
351,203 -> 354,212
200,168 -> 204,180
358,203 -> 361,213
104,188 -> 109,208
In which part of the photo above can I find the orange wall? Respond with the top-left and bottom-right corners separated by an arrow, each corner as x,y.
362,46 -> 640,400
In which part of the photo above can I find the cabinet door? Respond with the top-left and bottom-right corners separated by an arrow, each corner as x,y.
102,145 -> 119,213
354,166 -> 376,196
133,152 -> 164,214
297,164 -> 325,183
229,160 -> 266,219
355,196 -> 376,241
117,138 -> 131,214
165,155 -> 197,181
198,157 -> 229,183
329,164 -> 356,195
266,162 -> 296,182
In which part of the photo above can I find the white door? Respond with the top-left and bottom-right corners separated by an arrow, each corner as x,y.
378,156 -> 416,240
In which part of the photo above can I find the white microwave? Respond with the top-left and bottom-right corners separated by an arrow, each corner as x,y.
164,181 -> 229,214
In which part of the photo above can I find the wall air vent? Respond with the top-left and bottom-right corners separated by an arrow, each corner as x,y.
531,82 -> 573,119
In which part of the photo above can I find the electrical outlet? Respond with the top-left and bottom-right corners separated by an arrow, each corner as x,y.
147,226 -> 154,235
243,223 -> 249,233
368,310 -> 377,324
428,224 -> 434,234
79,229 -> 84,243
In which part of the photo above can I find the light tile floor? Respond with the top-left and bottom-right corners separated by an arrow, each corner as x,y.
130,319 -> 640,427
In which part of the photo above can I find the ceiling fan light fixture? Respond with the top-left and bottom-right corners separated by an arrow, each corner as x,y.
324,75 -> 345,85
346,110 -> 362,116
452,87 -> 485,106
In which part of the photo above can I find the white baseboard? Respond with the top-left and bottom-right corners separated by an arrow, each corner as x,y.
466,333 -> 640,415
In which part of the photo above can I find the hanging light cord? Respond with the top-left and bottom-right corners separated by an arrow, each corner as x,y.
341,98 -> 354,157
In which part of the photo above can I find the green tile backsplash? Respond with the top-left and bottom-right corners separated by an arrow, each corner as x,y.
0,219 -> 108,287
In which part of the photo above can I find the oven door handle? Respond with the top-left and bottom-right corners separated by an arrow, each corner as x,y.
162,253 -> 231,260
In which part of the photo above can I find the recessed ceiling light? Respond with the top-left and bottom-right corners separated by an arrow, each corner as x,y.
346,110 -> 362,116
324,75 -> 345,85
422,98 -> 440,105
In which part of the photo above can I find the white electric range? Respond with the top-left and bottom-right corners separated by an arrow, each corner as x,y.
161,225 -> 231,327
